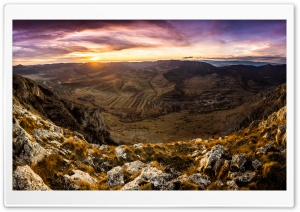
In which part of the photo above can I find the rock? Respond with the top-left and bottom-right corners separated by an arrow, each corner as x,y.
140,166 -> 164,180
237,171 -> 256,183
194,138 -> 202,142
256,144 -> 276,155
133,143 -> 143,149
122,165 -> 173,190
252,159 -> 263,170
33,128 -> 63,143
263,144 -> 276,154
198,144 -> 227,175
150,175 -> 174,190
215,180 -> 224,187
228,171 -> 243,180
123,160 -> 146,174
13,123 -> 49,166
173,174 -> 189,183
100,145 -> 109,151
121,178 -> 142,190
64,170 -> 97,185
227,180 -> 239,190
107,166 -> 124,188
188,173 -> 211,190
230,154 -> 247,171
115,145 -> 127,159
13,165 -> 50,190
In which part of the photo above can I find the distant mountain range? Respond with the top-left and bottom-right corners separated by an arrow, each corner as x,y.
199,60 -> 284,67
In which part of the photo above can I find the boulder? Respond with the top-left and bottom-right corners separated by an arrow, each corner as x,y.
123,160 -> 146,174
13,165 -> 50,190
13,123 -> 48,166
198,144 -> 227,175
133,143 -> 143,149
107,166 -> 124,188
230,154 -> 247,171
115,146 -> 127,159
188,173 -> 211,190
122,165 -> 173,190
64,170 -> 97,185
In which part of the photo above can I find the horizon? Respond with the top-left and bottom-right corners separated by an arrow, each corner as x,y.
13,20 -> 286,66
13,59 -> 286,67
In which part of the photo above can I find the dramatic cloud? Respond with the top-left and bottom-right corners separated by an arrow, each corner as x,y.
13,20 -> 286,65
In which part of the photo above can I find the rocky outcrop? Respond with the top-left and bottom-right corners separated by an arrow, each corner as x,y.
12,83 -> 286,191
107,166 -> 124,188
13,165 -> 50,190
198,144 -> 228,176
188,174 -> 211,190
13,121 -> 48,166
13,73 -> 114,145
64,170 -> 97,190
121,165 -> 174,190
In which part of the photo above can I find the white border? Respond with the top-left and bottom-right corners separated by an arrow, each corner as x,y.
4,4 -> 294,207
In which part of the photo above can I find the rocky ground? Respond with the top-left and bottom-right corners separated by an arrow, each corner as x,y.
13,98 -> 286,190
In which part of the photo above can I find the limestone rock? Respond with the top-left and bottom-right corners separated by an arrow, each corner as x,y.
33,128 -> 63,143
122,165 -> 173,190
115,145 -> 127,159
13,165 -> 50,190
133,143 -> 143,149
198,144 -> 227,175
65,170 -> 97,185
188,173 -> 211,190
230,154 -> 247,171
123,160 -> 146,174
107,166 -> 124,188
13,123 -> 48,166
237,171 -> 256,183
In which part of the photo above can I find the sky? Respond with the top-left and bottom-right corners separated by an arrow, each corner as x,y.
13,20 -> 286,65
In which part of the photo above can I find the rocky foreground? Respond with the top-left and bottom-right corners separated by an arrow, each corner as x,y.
13,97 -> 286,190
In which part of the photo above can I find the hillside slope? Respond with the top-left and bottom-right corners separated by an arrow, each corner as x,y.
13,73 -> 115,145
13,98 -> 286,190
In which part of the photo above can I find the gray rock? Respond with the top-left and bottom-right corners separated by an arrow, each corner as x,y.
64,170 -> 97,185
188,173 -> 211,190
13,123 -> 48,166
198,144 -> 227,175
107,166 -> 124,188
115,146 -> 127,159
252,159 -> 263,170
123,160 -> 146,174
122,165 -> 173,190
228,171 -> 243,180
133,143 -> 143,149
238,171 -> 256,183
121,179 -> 141,190
33,128 -> 63,143
13,165 -> 50,190
230,154 -> 247,171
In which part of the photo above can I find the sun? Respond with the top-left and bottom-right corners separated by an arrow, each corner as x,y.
90,56 -> 100,61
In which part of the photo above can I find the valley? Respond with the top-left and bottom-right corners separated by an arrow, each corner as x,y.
14,61 -> 286,144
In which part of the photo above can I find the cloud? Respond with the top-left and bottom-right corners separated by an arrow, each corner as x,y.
12,20 -> 286,65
